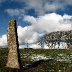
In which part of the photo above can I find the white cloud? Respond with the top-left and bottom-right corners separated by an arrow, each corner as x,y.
4,0 -> 72,16
9,0 -> 72,16
0,34 -> 7,47
4,0 -> 63,16
24,15 -> 37,24
0,13 -> 72,48
44,3 -> 63,11
29,44 -> 41,49
5,9 -> 25,17
17,26 -> 40,45
24,13 -> 72,33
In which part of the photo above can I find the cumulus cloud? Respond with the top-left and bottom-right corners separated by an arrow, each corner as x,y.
17,26 -> 40,45
0,13 -> 72,48
24,13 -> 72,33
0,34 -> 7,47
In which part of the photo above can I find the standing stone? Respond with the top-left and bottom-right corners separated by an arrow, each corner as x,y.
6,20 -> 21,69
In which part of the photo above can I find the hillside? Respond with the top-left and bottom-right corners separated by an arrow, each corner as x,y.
0,48 -> 72,72
45,30 -> 72,41
38,30 -> 72,49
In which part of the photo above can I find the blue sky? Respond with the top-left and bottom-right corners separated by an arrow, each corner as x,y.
0,0 -> 72,48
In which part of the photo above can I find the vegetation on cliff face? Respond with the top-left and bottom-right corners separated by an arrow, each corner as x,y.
0,48 -> 72,72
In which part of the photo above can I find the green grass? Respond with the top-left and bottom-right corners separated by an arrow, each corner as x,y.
0,48 -> 72,72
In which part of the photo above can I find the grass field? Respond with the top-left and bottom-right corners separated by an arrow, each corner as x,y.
0,48 -> 72,72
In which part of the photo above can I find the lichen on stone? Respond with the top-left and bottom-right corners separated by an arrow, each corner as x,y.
9,20 -> 15,27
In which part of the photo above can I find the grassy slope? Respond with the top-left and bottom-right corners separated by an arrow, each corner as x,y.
0,48 -> 72,72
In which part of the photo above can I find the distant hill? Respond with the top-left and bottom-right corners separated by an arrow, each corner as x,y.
38,30 -> 72,48
44,30 -> 72,42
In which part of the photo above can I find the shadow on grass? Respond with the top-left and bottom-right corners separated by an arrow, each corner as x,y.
0,67 -> 19,72
0,59 -> 54,72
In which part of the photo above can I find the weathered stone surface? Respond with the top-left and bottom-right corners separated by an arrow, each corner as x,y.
6,20 -> 21,69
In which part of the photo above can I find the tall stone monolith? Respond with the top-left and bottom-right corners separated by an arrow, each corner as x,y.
6,20 -> 21,69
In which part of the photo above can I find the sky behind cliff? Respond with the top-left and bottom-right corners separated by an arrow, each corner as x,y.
0,0 -> 72,48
